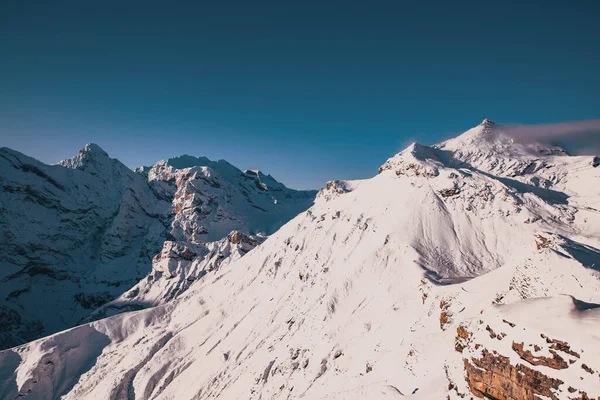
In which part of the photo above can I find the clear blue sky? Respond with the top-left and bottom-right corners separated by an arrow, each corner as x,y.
1,1 -> 599,189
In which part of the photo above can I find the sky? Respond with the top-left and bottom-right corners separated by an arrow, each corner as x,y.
1,1 -> 599,189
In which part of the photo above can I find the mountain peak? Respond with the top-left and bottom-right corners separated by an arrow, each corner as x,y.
82,143 -> 108,156
480,118 -> 495,128
59,143 -> 114,172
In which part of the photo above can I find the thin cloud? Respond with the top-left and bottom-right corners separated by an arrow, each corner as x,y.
502,119 -> 600,155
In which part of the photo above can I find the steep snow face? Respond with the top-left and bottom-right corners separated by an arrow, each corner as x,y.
434,120 -> 600,202
83,231 -> 262,322
0,146 -> 316,350
0,145 -> 170,349
1,121 -> 600,399
86,158 -> 316,317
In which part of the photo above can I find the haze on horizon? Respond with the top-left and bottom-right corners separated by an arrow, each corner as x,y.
1,0 -> 599,189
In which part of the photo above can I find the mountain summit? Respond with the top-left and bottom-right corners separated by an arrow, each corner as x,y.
58,143 -> 116,172
480,118 -> 495,128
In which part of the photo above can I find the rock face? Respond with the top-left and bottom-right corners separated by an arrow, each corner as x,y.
464,349 -> 564,400
456,298 -> 600,400
0,144 -> 170,349
0,145 -> 316,349
316,179 -> 363,202
511,341 -> 568,370
85,158 -> 315,320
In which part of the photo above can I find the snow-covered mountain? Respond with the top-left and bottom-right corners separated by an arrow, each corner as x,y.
1,120 -> 600,399
0,145 -> 316,350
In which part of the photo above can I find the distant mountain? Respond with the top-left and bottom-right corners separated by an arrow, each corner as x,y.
0,145 -> 316,349
1,121 -> 600,399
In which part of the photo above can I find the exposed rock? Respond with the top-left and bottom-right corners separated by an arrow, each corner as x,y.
502,319 -> 516,328
512,341 -> 568,370
440,299 -> 451,330
582,364 -> 595,374
440,311 -> 450,329
464,349 -> 563,400
439,187 -> 461,198
541,333 -> 581,359
486,325 -> 497,339
227,231 -> 258,247
481,119 -> 496,128
535,234 -> 552,250
378,143 -> 441,178
316,180 -> 359,201
455,324 -> 471,352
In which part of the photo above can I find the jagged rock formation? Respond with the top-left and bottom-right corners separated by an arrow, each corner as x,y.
456,297 -> 599,400
0,145 -> 315,349
464,349 -> 565,400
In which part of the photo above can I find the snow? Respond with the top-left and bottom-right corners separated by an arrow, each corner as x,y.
1,120 -> 600,399
0,144 -> 315,350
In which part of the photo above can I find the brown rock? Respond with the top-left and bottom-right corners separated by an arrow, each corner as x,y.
535,234 -> 551,250
502,319 -> 516,328
439,300 -> 451,330
512,342 -> 568,370
180,246 -> 196,261
440,311 -> 450,330
464,349 -> 564,400
455,324 -> 471,352
582,364 -> 595,374
541,334 -> 581,358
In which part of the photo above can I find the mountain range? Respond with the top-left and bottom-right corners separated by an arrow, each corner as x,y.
0,144 -> 316,349
1,120 -> 600,399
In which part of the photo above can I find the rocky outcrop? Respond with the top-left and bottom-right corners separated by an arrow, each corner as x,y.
459,322 -> 598,400
511,341 -> 568,370
378,143 -> 441,177
455,324 -> 471,352
227,231 -> 258,249
316,180 -> 360,202
541,333 -> 581,359
438,186 -> 460,198
464,349 -> 563,400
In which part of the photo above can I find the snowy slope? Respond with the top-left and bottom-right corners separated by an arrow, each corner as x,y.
85,156 -> 316,321
1,120 -> 600,399
0,145 -> 315,350
0,144 -> 170,349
